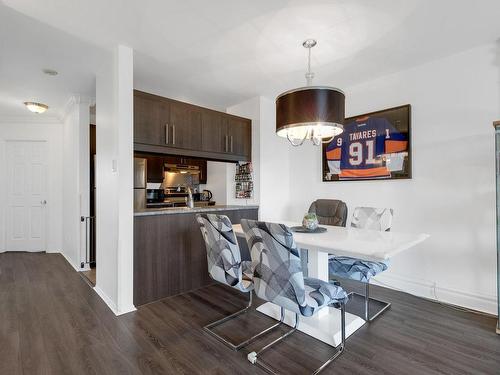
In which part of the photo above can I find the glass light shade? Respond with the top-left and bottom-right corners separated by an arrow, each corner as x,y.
276,87 -> 344,145
24,102 -> 48,114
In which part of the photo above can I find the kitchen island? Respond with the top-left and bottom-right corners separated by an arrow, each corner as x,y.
134,205 -> 258,306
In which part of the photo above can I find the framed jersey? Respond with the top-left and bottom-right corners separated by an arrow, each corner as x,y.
322,104 -> 411,181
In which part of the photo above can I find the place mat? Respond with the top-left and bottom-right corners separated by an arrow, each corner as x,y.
290,226 -> 327,233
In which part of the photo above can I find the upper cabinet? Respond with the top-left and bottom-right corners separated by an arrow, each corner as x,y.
134,90 -> 251,162
134,93 -> 162,145
169,101 -> 202,151
224,116 -> 251,158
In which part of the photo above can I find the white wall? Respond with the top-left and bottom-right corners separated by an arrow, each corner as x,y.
95,45 -> 135,315
62,97 -> 91,270
226,97 -> 261,207
286,43 -> 500,313
200,161 -> 227,204
0,119 -> 63,253
258,97 -> 292,221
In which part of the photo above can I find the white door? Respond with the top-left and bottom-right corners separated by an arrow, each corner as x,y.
5,141 -> 47,252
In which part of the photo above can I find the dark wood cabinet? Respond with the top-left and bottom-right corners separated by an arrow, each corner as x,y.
146,155 -> 164,183
169,101 -> 202,150
134,92 -> 163,146
134,90 -> 251,162
201,110 -> 223,153
224,116 -> 251,158
136,153 -> 208,184
133,208 -> 258,306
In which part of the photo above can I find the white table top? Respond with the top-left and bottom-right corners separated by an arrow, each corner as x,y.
233,221 -> 429,262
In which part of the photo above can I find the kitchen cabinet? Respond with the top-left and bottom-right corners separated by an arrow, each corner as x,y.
201,110 -> 223,153
223,116 -> 251,158
146,155 -> 164,183
134,90 -> 252,162
137,153 -> 208,184
134,92 -> 162,145
169,101 -> 202,150
133,207 -> 258,306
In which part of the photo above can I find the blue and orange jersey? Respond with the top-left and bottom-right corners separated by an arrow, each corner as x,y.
326,117 -> 407,178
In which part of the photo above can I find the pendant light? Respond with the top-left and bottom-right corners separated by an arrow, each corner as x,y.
276,39 -> 345,146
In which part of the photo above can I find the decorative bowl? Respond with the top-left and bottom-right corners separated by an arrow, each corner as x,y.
302,213 -> 319,231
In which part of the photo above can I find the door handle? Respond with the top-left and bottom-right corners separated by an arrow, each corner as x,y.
172,125 -> 176,145
165,124 -> 169,144
230,136 -> 233,152
40,200 -> 47,205
224,135 -> 228,152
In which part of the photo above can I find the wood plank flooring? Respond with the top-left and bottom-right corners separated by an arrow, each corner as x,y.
0,252 -> 499,374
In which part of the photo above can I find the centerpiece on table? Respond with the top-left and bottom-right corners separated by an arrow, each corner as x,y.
290,212 -> 327,233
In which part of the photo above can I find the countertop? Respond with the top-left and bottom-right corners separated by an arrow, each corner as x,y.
134,205 -> 259,217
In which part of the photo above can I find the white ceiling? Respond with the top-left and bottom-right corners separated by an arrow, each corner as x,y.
2,0 -> 500,118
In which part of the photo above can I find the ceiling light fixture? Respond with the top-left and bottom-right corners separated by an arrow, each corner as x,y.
24,102 -> 49,114
276,39 -> 345,146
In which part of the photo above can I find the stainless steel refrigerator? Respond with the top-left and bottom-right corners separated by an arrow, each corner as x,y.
134,157 -> 147,210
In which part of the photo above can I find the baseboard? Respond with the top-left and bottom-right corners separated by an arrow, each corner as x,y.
372,272 -> 498,316
60,252 -> 81,272
93,286 -> 119,315
93,286 -> 136,316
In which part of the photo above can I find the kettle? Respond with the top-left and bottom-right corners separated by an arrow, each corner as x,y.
202,189 -> 212,201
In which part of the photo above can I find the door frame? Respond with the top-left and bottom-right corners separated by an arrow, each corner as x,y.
1,138 -> 49,252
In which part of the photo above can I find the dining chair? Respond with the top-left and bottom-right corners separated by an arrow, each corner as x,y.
328,207 -> 393,322
300,199 -> 348,276
241,219 -> 349,375
196,213 -> 283,350
308,199 -> 348,227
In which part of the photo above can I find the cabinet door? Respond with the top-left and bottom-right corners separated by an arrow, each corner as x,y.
134,93 -> 162,145
201,110 -> 224,153
169,101 -> 202,150
225,117 -> 251,159
146,156 -> 164,183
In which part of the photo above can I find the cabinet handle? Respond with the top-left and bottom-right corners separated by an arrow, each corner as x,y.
230,136 -> 233,152
172,125 -> 176,145
165,124 -> 169,144
224,135 -> 228,152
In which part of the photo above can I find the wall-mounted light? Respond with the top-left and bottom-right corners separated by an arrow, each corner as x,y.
24,102 -> 49,114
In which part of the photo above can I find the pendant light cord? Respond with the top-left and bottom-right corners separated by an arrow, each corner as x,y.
305,41 -> 315,86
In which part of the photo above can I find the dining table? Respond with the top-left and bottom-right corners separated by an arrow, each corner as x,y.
233,220 -> 429,347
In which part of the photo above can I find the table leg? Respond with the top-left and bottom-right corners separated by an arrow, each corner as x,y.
307,249 -> 330,281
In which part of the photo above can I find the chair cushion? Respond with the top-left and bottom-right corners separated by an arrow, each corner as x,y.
329,256 -> 389,283
302,277 -> 349,316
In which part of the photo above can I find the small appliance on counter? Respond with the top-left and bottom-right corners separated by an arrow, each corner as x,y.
201,189 -> 213,201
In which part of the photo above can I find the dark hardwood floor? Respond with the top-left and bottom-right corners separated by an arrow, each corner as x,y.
1,252 -> 498,374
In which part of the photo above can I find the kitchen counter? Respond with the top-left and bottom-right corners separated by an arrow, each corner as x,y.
134,205 -> 258,305
134,204 -> 259,217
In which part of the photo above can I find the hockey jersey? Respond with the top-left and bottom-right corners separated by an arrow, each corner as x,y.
326,117 -> 407,179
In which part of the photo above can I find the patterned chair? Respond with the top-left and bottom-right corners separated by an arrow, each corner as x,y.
328,207 -> 393,322
241,219 -> 349,374
196,214 -> 282,350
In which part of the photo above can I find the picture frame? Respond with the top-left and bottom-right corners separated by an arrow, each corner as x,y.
322,104 -> 412,182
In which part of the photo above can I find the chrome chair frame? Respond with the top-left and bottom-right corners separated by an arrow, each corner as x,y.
247,304 -> 346,375
203,291 -> 285,351
349,281 -> 391,322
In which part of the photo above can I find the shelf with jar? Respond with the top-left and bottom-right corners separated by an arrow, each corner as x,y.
235,162 -> 253,199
